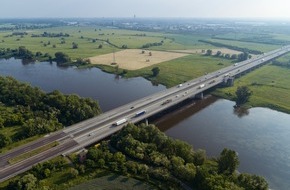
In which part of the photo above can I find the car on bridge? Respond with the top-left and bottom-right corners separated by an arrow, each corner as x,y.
161,99 -> 172,105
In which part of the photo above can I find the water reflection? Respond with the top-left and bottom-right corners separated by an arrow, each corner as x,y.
21,59 -> 35,65
233,106 -> 249,118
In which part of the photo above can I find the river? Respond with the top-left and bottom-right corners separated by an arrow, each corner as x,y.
0,58 -> 166,111
156,96 -> 290,190
0,59 -> 289,190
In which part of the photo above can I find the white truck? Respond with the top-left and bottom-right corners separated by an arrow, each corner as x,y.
199,84 -> 205,89
113,118 -> 127,126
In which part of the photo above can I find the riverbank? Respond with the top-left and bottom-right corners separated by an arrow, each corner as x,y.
213,63 -> 290,114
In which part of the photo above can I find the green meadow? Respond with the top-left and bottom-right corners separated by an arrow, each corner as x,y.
124,54 -> 234,87
214,63 -> 290,113
0,26 -> 214,60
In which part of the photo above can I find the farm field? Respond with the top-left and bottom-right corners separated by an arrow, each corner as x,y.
89,49 -> 188,70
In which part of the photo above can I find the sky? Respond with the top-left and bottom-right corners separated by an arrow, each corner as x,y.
1,0 -> 290,19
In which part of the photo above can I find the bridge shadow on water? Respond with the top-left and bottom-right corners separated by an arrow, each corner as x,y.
144,95 -> 219,132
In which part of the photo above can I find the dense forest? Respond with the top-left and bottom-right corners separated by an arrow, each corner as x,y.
84,124 -> 268,190
0,76 -> 101,149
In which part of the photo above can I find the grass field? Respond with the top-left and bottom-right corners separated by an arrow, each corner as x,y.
0,26 -> 214,60
124,54 -> 234,87
213,64 -> 290,113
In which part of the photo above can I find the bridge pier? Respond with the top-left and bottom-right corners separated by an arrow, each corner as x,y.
222,77 -> 234,87
196,92 -> 204,99
227,77 -> 234,86
145,119 -> 149,126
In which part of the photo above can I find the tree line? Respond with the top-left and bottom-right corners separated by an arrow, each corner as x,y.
0,46 -> 91,66
0,76 -> 101,149
31,32 -> 70,38
199,40 -> 263,55
204,49 -> 251,62
141,41 -> 164,49
212,36 -> 288,46
272,59 -> 290,68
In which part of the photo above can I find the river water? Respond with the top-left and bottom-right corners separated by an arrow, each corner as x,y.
0,58 -> 166,111
0,59 -> 289,189
156,96 -> 290,190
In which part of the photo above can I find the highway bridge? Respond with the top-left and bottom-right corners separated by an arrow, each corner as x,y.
1,45 -> 290,182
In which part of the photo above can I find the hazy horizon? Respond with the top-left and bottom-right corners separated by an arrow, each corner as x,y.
1,0 -> 290,19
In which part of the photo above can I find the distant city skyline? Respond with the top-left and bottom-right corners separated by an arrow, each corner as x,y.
1,0 -> 290,19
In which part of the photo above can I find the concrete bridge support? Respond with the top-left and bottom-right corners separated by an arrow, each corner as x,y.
222,77 -> 234,87
227,77 -> 234,86
196,92 -> 204,99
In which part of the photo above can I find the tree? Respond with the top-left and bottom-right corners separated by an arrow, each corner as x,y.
54,52 -> 71,64
18,46 -> 34,60
216,51 -> 222,57
206,49 -> 212,56
238,52 -> 249,61
238,173 -> 269,190
149,51 -> 152,56
18,173 -> 38,190
97,158 -> 106,168
98,44 -> 103,49
218,148 -> 239,175
72,43 -> 78,49
231,54 -> 237,59
44,168 -> 51,178
0,133 -> 12,148
225,54 -> 231,59
193,149 -> 206,166
151,67 -> 160,77
235,86 -> 252,105
70,168 -> 79,178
